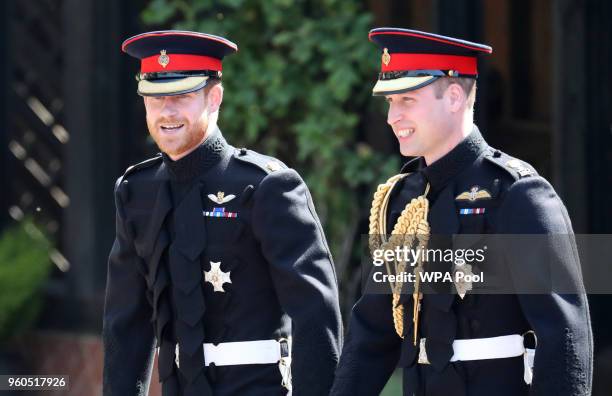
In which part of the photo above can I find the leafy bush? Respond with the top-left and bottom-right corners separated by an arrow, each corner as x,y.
141,0 -> 399,258
0,220 -> 52,344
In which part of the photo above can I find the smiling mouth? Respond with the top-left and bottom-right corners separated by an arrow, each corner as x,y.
160,123 -> 184,132
396,128 -> 415,138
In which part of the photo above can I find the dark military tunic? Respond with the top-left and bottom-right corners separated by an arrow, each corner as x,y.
331,126 -> 592,396
103,128 -> 343,395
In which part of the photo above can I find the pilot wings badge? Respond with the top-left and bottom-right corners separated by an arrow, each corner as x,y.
455,186 -> 492,202
208,191 -> 236,205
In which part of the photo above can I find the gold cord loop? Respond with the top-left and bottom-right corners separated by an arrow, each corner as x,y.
368,174 -> 431,344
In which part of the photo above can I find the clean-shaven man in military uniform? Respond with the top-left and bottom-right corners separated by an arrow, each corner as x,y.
102,31 -> 342,396
331,28 -> 592,396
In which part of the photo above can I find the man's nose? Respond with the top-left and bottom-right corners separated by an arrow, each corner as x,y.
159,98 -> 179,117
387,103 -> 402,126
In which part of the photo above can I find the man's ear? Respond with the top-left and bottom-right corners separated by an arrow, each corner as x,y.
445,83 -> 465,113
206,84 -> 223,113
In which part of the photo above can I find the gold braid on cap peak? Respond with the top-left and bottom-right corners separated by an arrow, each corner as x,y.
368,174 -> 430,344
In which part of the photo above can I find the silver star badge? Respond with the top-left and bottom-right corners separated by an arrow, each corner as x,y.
204,261 -> 232,292
454,263 -> 474,299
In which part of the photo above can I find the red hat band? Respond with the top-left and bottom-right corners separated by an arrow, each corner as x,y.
140,53 -> 223,73
381,53 -> 477,74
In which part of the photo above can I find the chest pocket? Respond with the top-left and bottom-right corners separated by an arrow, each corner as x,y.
455,193 -> 497,234
457,208 -> 487,234
204,207 -> 245,244
202,189 -> 253,248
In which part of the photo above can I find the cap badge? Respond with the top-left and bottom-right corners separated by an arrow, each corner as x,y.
158,50 -> 170,68
382,48 -> 391,66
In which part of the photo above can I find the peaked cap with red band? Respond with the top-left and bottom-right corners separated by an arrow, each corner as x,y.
368,28 -> 492,96
122,30 -> 238,96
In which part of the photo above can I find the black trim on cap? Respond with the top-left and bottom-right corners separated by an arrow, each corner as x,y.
378,69 -> 478,80
136,70 -> 222,82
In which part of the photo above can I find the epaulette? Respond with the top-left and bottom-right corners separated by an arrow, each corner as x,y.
483,148 -> 536,181
233,147 -> 287,175
123,154 -> 163,178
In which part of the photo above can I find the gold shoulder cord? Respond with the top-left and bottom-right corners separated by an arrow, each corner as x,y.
368,174 -> 431,345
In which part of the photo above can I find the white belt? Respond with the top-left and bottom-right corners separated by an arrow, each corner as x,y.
204,339 -> 285,366
163,338 -> 292,393
418,333 -> 536,384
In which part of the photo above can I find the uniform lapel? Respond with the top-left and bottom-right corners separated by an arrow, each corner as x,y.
425,185 -> 459,313
173,181 -> 207,261
428,185 -> 459,235
134,166 -> 172,259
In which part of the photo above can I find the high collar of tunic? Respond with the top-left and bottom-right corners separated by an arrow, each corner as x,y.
401,125 -> 488,194
162,126 -> 229,183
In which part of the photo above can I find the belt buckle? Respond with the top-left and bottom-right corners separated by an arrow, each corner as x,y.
278,338 -> 292,391
521,330 -> 537,385
522,330 -> 538,349
279,338 -> 290,359
418,338 -> 430,365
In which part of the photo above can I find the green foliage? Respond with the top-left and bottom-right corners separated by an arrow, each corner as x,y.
142,0 -> 399,256
381,369 -> 403,395
0,220 -> 52,344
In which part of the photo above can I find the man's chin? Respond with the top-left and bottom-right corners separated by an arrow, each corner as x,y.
162,142 -> 205,161
399,146 -> 420,158
158,143 -> 185,158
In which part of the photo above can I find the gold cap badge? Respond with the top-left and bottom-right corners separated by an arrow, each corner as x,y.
382,48 -> 391,66
158,50 -> 170,68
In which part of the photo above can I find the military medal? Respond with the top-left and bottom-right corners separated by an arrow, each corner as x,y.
453,263 -> 474,299
459,208 -> 486,215
203,207 -> 238,218
158,49 -> 170,68
204,261 -> 232,292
